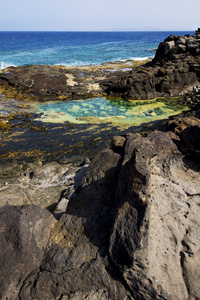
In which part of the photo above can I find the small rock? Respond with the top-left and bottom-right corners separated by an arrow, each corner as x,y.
112,135 -> 126,153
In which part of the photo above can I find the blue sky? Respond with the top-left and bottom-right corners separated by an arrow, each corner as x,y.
0,0 -> 200,31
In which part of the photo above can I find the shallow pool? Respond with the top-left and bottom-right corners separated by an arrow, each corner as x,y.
37,97 -> 189,128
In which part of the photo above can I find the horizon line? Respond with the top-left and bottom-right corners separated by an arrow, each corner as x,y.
0,29 -> 195,33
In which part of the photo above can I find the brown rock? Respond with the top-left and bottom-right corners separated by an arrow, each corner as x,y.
0,205 -> 55,300
109,130 -> 200,299
167,117 -> 200,134
111,135 -> 126,153
1,129 -> 200,300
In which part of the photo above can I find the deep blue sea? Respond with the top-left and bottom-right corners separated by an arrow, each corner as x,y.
0,31 -> 194,70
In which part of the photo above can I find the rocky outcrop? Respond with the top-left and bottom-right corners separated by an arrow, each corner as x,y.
0,61 -> 146,101
153,28 -> 200,62
0,126 -> 200,299
101,59 -> 199,99
109,130 -> 200,300
101,29 -> 200,99
0,65 -> 105,101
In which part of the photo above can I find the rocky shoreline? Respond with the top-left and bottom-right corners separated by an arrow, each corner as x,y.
0,30 -> 200,102
0,59 -> 151,102
0,30 -> 200,300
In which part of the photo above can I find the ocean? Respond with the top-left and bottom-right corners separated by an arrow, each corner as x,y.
0,31 -> 194,69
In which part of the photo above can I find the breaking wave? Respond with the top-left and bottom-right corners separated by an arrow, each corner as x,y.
0,61 -> 16,71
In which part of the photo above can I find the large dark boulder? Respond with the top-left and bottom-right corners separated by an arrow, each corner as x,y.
0,205 -> 55,300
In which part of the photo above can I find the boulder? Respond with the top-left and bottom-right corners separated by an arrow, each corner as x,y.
0,205 -> 55,300
167,116 -> 200,134
179,125 -> 200,150
109,131 -> 200,299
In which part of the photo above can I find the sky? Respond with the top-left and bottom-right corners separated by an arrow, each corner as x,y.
0,0 -> 200,31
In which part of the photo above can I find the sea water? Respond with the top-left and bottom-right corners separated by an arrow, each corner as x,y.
0,31 -> 194,69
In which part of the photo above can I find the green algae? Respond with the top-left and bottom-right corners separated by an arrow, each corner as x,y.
36,96 -> 189,129
0,94 -> 190,164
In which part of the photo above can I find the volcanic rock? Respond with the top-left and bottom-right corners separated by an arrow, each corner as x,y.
101,30 -> 200,99
0,205 -> 55,300
0,128 -> 200,299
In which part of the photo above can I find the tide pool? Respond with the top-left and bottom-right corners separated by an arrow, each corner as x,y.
0,95 -> 190,163
37,97 -> 189,128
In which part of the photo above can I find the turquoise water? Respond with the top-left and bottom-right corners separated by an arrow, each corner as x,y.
0,31 -> 194,69
37,97 -> 189,127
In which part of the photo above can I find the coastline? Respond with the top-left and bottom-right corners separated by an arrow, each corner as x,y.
0,29 -> 200,300
0,58 -> 151,102
0,36 -> 199,164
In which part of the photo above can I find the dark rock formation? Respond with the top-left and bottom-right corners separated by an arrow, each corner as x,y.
153,28 -> 200,62
101,30 -> 200,99
0,205 -> 55,300
0,65 -> 105,101
0,126 -> 200,299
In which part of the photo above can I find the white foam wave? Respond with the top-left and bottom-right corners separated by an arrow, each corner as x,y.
54,56 -> 153,68
109,56 -> 152,63
0,61 -> 16,71
54,61 -> 97,67
129,56 -> 153,61
100,40 -> 130,46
